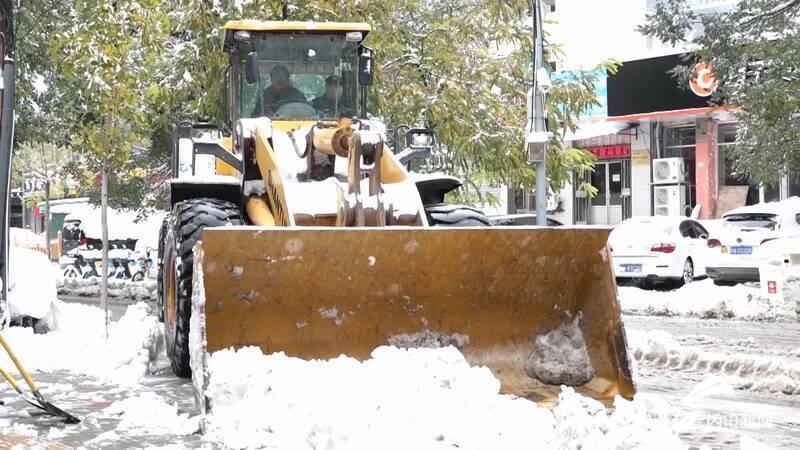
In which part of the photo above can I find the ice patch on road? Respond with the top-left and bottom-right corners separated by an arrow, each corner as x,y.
628,329 -> 800,395
199,345 -> 684,449
525,316 -> 595,386
619,279 -> 796,321
104,391 -> 199,435
85,430 -> 120,445
0,302 -> 163,385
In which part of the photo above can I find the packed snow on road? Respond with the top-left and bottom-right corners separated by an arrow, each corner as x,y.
0,278 -> 797,448
619,278 -> 799,321
0,298 -> 689,449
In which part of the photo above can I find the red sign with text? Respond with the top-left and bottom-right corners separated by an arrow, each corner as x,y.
768,281 -> 777,294
589,145 -> 631,160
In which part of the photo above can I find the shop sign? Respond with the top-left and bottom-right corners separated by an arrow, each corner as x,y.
589,144 -> 630,160
631,149 -> 651,166
689,62 -> 718,97
608,53 -> 710,117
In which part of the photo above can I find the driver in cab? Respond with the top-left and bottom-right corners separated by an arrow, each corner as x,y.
312,75 -> 342,115
261,65 -> 305,115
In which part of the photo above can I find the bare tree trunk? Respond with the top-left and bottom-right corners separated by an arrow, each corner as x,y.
41,142 -> 51,260
101,160 -> 109,340
44,179 -> 50,260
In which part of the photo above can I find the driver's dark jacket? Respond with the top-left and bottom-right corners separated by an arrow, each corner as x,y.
261,86 -> 305,114
312,95 -> 337,113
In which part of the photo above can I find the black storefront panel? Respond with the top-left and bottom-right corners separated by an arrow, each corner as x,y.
607,53 -> 711,117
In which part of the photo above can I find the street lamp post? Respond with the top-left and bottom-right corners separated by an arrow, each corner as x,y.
527,0 -> 552,226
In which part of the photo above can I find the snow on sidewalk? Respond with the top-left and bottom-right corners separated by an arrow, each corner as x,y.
628,329 -> 800,395
56,276 -> 157,302
618,279 -> 797,321
0,302 -> 163,385
198,345 -> 685,449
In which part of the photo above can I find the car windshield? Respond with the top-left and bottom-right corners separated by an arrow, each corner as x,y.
238,33 -> 358,120
723,213 -> 778,230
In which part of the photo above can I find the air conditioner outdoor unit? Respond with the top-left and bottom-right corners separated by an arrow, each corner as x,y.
654,185 -> 687,216
652,157 -> 686,184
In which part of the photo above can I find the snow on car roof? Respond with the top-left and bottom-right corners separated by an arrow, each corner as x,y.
619,215 -> 686,225
723,196 -> 800,218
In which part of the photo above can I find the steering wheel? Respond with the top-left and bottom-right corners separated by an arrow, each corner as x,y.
274,101 -> 317,118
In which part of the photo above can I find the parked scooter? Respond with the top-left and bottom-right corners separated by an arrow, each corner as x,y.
61,240 -> 147,281
109,245 -> 132,279
129,247 -> 154,282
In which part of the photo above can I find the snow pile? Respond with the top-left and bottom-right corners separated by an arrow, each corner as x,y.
525,316 -> 595,386
104,392 -> 199,436
628,329 -> 800,395
783,274 -> 800,321
7,246 -> 60,330
199,345 -> 684,449
56,277 -> 157,301
619,279 -> 796,321
0,302 -> 163,384
8,227 -> 47,252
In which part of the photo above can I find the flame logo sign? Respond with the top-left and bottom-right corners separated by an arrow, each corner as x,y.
690,62 -> 718,97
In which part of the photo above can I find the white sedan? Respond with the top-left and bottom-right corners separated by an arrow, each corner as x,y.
706,198 -> 800,285
609,216 -> 711,286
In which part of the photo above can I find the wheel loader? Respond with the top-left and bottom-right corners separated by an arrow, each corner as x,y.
158,20 -> 635,407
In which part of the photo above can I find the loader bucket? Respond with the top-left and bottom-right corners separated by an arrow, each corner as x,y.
192,226 -> 634,404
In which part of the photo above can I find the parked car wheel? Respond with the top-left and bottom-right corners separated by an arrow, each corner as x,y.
680,258 -> 694,286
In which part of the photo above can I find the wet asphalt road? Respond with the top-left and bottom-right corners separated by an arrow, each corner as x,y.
626,315 -> 800,449
2,296 -> 797,448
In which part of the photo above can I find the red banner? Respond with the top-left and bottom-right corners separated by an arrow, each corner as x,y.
589,144 -> 631,160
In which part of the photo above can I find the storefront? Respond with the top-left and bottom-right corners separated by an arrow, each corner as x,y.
573,133 -> 632,225
606,52 -> 731,219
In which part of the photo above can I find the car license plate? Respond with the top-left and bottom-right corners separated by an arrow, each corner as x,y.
730,246 -> 752,255
622,264 -> 642,273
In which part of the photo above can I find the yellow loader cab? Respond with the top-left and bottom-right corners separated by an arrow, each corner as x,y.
157,20 -> 635,409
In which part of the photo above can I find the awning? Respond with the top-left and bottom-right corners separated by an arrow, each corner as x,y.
562,121 -> 632,142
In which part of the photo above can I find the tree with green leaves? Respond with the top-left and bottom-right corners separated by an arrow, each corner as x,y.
12,0 -> 74,146
17,0 -> 607,220
162,0 -> 605,205
640,0 -> 800,187
49,2 -> 169,335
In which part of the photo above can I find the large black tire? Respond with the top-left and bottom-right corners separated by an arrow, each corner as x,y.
162,198 -> 242,378
156,217 -> 169,322
425,203 -> 490,227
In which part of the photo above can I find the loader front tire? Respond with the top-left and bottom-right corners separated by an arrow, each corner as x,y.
425,203 -> 490,227
156,217 -> 169,322
163,198 -> 242,378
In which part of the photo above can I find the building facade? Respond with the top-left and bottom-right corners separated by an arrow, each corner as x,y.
497,0 -> 788,225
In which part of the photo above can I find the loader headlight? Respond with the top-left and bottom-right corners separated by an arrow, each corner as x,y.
407,128 -> 435,149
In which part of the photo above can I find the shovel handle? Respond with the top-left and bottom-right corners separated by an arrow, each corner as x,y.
0,365 -> 22,392
0,332 -> 38,392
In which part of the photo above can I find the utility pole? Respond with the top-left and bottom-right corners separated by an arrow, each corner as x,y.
527,0 -> 552,226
